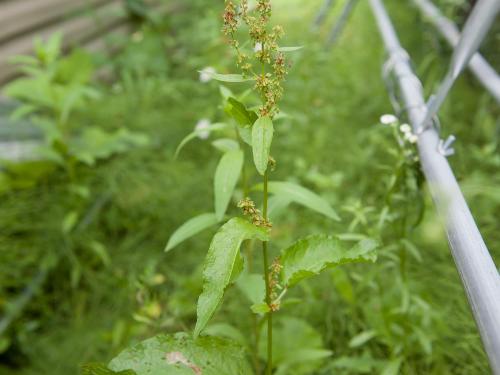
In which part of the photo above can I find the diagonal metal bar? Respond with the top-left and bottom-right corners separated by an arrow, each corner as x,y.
311,0 -> 335,30
413,0 -> 500,103
418,0 -> 500,132
326,0 -> 359,47
368,0 -> 500,372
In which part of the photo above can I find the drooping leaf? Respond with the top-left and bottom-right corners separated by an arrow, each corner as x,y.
251,116 -> 273,175
165,213 -> 219,252
109,333 -> 252,375
81,363 -> 136,375
214,149 -> 244,221
212,138 -> 240,152
225,97 -> 258,126
266,181 -> 340,220
278,46 -> 304,52
197,71 -> 255,83
280,235 -> 378,287
194,218 -> 269,337
174,122 -> 228,159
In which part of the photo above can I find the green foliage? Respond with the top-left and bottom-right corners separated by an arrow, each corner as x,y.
194,218 -> 269,337
280,235 -> 378,287
82,363 -> 136,375
265,181 -> 340,220
198,72 -> 256,83
165,213 -> 219,252
251,116 -> 274,175
214,149 -> 244,220
224,97 -> 258,127
258,317 -> 332,375
108,333 -> 252,375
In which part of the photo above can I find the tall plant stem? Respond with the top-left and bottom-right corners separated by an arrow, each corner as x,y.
262,170 -> 273,375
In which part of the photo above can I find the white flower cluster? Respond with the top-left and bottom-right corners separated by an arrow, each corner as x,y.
194,119 -> 211,139
199,67 -> 216,83
399,123 -> 418,144
379,114 -> 418,144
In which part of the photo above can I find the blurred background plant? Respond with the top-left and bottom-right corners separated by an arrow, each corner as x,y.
0,0 -> 498,374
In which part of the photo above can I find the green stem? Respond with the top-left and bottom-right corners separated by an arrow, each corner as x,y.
262,170 -> 272,375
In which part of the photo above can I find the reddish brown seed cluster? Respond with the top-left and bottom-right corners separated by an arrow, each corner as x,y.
268,257 -> 283,311
238,198 -> 272,228
222,0 -> 289,118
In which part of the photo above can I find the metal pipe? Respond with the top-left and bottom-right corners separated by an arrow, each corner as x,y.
312,0 -> 335,30
413,0 -> 500,103
368,0 -> 500,372
418,0 -> 500,131
326,0 -> 359,47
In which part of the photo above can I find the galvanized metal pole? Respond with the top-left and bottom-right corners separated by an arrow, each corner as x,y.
368,0 -> 500,372
326,0 -> 359,46
413,0 -> 500,103
312,0 -> 335,30
418,0 -> 500,131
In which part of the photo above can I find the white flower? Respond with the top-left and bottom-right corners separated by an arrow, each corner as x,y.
194,119 -> 211,139
380,114 -> 398,125
254,42 -> 263,52
408,134 -> 418,144
199,67 -> 216,83
399,123 -> 411,134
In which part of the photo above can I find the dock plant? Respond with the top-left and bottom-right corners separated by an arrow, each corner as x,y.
87,1 -> 379,374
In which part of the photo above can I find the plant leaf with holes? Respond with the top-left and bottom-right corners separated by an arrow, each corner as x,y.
108,333 -> 252,375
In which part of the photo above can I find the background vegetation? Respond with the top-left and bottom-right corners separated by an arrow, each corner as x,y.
0,0 -> 498,374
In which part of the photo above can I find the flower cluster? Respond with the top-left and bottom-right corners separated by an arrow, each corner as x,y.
238,197 -> 272,228
268,257 -> 284,312
222,0 -> 289,117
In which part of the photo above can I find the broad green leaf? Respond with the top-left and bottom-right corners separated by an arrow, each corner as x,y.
109,333 -> 252,375
194,218 -> 269,337
212,138 -> 239,152
214,149 -> 244,221
165,213 -> 219,252
174,122 -> 228,159
267,181 -> 340,220
225,97 -> 258,126
280,235 -> 378,287
81,363 -> 136,375
278,46 -> 304,52
348,330 -> 377,348
251,116 -> 273,175
197,71 -> 255,83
